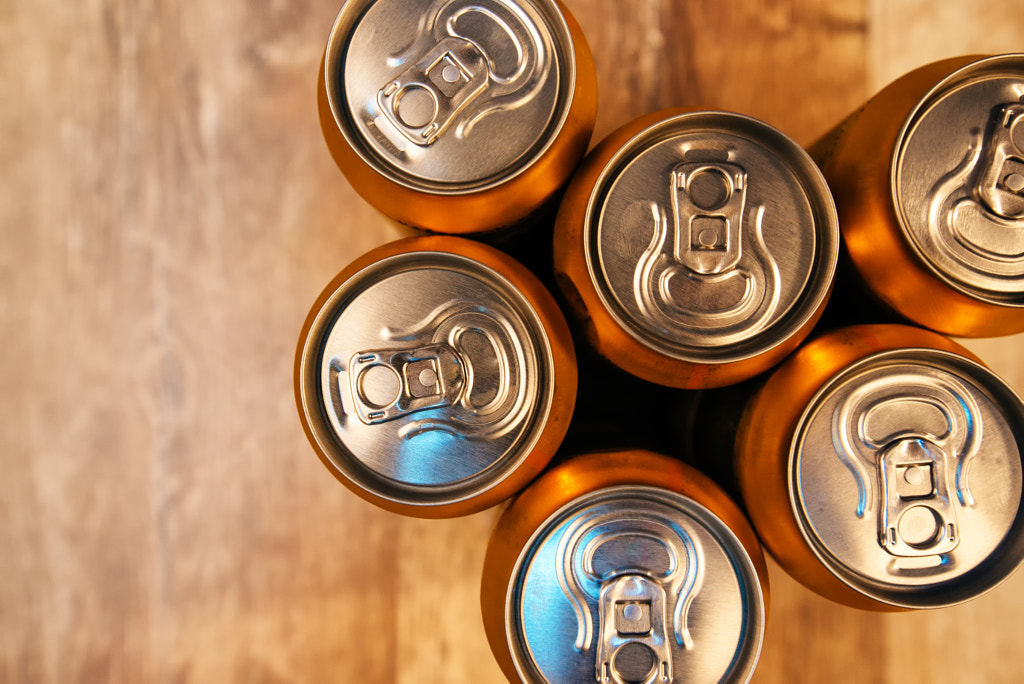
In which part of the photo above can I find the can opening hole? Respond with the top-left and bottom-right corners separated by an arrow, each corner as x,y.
612,642 -> 657,684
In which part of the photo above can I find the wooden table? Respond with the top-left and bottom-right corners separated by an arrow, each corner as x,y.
4,1 -> 1024,681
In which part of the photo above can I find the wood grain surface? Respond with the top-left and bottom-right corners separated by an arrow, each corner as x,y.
3,1 -> 1024,682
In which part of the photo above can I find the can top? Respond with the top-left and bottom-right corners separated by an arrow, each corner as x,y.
507,485 -> 765,683
325,0 -> 576,192
582,111 -> 838,365
893,54 -> 1024,306
790,347 -> 1024,608
297,246 -> 556,512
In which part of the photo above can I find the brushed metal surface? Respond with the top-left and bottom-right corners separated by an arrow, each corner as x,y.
328,0 -> 573,189
895,54 -> 1024,304
300,250 -> 551,506
8,1 -> 1024,682
791,349 -> 1024,607
586,112 -> 837,363
509,486 -> 764,683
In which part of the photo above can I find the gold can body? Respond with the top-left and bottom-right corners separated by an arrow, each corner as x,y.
295,236 -> 577,518
481,449 -> 769,682
736,324 -> 1024,610
811,55 -> 1024,337
318,0 -> 597,235
554,109 -> 838,389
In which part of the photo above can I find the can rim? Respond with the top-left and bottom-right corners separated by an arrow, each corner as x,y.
787,346 -> 1024,608
322,0 -> 581,195
889,52 -> 1024,309
297,248 -> 558,511
581,110 -> 839,365
504,484 -> 766,683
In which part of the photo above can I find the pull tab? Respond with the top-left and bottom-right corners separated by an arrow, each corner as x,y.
831,369 -> 981,564
633,158 -> 776,338
556,505 -> 704,684
377,36 -> 490,146
878,438 -> 960,557
922,100 -> 1024,280
977,102 -> 1024,220
348,344 -> 464,425
671,162 -> 747,275
375,1 -> 545,148
596,575 -> 672,683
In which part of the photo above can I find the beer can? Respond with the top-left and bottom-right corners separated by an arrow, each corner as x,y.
318,0 -> 598,235
295,236 -> 577,518
553,109 -> 839,389
811,54 -> 1024,337
736,324 -> 1024,610
481,449 -> 769,683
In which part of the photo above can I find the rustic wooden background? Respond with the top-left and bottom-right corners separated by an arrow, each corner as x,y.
4,1 -> 1024,682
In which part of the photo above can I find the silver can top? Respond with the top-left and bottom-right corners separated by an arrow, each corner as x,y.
584,111 -> 838,364
894,54 -> 1024,306
790,348 -> 1024,608
325,0 -> 576,191
507,486 -> 765,683
298,248 -> 555,511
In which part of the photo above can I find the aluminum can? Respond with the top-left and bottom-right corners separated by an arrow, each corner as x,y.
553,109 -> 839,389
295,236 -> 577,518
481,450 -> 769,683
735,324 -> 1024,610
810,54 -> 1024,337
318,0 -> 597,234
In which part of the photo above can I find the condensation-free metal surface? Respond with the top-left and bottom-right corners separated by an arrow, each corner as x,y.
588,112 -> 837,362
508,486 -> 764,683
329,0 -> 571,189
303,251 -> 551,507
791,349 -> 1024,607
895,54 -> 1024,304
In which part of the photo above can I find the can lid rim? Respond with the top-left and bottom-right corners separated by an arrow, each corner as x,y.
582,110 -> 840,365
787,346 -> 1024,608
298,249 -> 557,508
504,484 -> 766,683
891,53 -> 1024,307
322,0 -> 583,195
